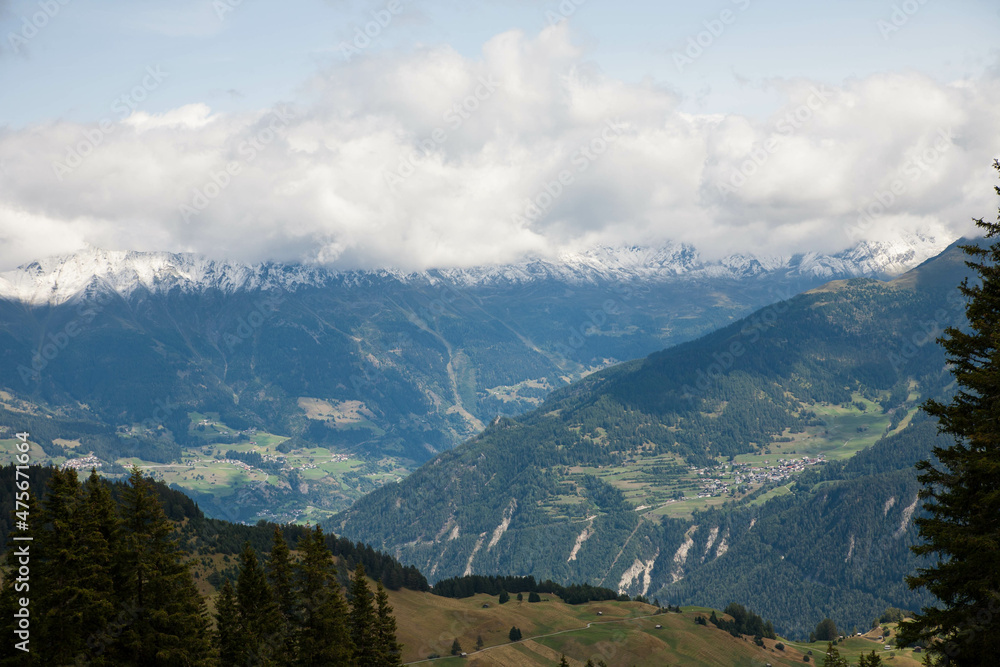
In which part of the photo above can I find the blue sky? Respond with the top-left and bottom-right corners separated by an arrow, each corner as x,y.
4,0 -> 997,125
0,0 -> 998,269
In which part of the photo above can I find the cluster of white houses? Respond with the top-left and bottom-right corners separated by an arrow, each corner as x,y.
63,455 -> 103,470
693,455 -> 826,498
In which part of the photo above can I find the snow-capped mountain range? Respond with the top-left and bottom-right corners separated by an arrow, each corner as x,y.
0,233 -> 954,306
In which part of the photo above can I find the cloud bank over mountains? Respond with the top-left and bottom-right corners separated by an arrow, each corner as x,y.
0,24 -> 997,271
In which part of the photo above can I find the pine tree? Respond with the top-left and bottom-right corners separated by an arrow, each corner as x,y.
115,467 -> 212,665
350,562 -> 380,666
559,655 -> 570,667
236,541 -> 281,664
450,638 -> 463,655
899,161 -> 1000,666
822,642 -> 847,667
73,471 -> 125,666
296,525 -> 353,665
268,527 -> 297,660
215,579 -> 242,666
33,468 -> 90,664
374,581 -> 403,665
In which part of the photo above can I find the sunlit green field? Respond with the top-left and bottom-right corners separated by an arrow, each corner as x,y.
550,392 -> 917,520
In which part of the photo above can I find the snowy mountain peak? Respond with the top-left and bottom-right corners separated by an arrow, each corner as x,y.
0,249 -> 329,306
0,233 -> 955,306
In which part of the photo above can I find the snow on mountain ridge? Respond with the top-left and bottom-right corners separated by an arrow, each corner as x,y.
0,234 -> 954,306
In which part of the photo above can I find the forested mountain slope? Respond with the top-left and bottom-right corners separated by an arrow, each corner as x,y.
333,238 -> 981,636
0,241 -> 929,520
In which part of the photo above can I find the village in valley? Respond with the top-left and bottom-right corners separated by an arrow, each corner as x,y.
694,455 -> 826,499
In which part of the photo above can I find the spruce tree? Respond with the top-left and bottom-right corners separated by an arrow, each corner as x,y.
214,579 -> 242,666
268,527 -> 297,660
350,562 -> 380,666
296,525 -> 353,665
899,161 -> 1000,666
236,541 -> 281,664
374,581 -> 403,665
115,467 -> 212,665
822,642 -> 847,667
33,468 -> 84,663
72,471 -> 124,666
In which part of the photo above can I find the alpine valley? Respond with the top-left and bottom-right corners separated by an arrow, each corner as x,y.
0,234 -> 947,528
0,234 -> 973,638
331,236 -> 984,638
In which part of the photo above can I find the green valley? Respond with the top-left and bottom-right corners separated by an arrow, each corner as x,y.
333,238 -> 983,637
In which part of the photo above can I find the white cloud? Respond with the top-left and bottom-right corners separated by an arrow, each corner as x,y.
0,24 -> 997,271
123,103 -> 218,131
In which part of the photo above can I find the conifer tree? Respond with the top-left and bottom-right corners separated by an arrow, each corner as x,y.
236,541 -> 281,664
899,161 -> 1000,666
25,469 -> 118,664
83,470 -> 124,595
33,468 -> 88,663
115,467 -> 212,665
72,471 -> 125,665
858,650 -> 882,667
268,527 -> 297,660
215,579 -> 242,666
822,642 -> 847,667
374,581 -> 403,665
296,525 -> 353,665
350,562 -> 380,666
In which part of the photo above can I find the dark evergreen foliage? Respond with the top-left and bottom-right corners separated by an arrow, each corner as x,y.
295,526 -> 354,665
707,603 -> 777,639
235,541 -> 281,664
0,467 -> 406,667
899,163 -> 1000,665
374,581 -> 404,666
350,563 -> 380,666
0,467 -> 212,666
814,618 -> 839,642
431,574 -> 620,604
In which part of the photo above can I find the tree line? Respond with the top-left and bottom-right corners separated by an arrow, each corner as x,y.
431,574 -> 625,605
0,466 -> 404,666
